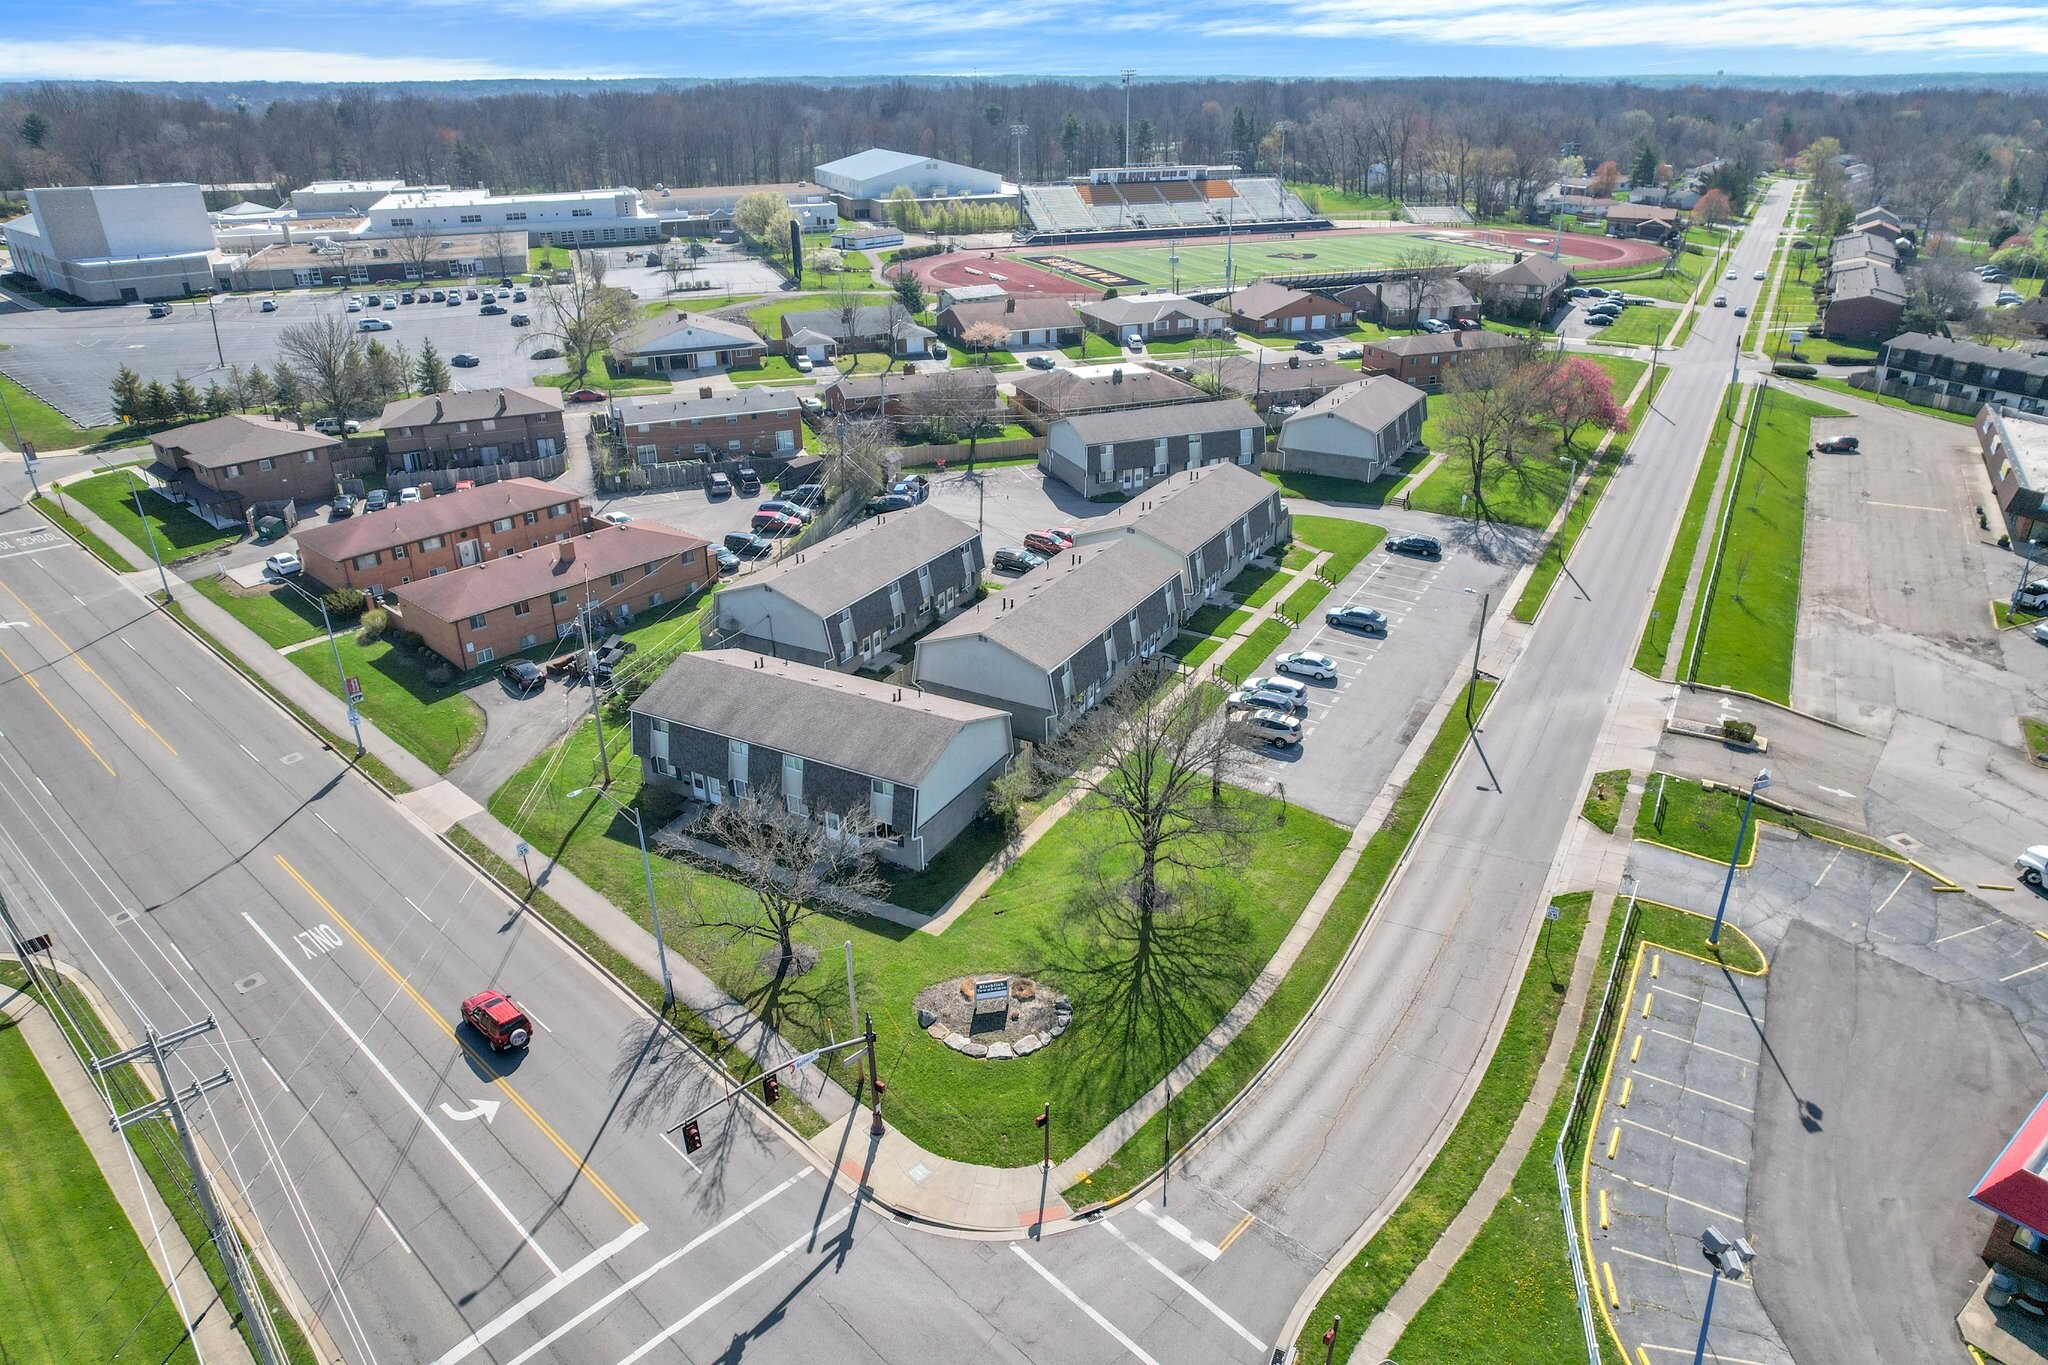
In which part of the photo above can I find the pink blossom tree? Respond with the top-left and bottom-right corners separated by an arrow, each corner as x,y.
1542,356 -> 1629,452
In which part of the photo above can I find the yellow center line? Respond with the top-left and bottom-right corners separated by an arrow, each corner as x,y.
0,637 -> 116,776
1216,1212 -> 1255,1255
272,854 -> 639,1226
0,579 -> 175,755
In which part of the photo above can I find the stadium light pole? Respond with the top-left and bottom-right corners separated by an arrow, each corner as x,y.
1275,120 -> 1295,183
1121,71 -> 1136,167
1009,123 -> 1030,189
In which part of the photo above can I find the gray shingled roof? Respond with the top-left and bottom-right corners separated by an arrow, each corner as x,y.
1827,259 -> 1907,304
1291,375 -> 1429,432
151,414 -> 340,469
939,297 -> 1081,332
1081,463 -> 1277,556
719,502 -> 978,618
1011,366 -> 1203,410
1078,294 -> 1226,327
1057,397 -> 1261,445
633,649 -> 1006,789
620,311 -> 766,357
613,388 -> 799,424
921,540 -> 1177,671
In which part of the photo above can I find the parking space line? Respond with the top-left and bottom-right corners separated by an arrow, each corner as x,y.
1934,923 -> 1992,945
1697,997 -> 1754,1019
2000,959 -> 2048,983
1647,1028 -> 1751,1063
1102,1221 -> 1264,1352
1812,848 -> 1843,885
1607,1173 -> 1742,1223
1639,1343 -> 1773,1364
1633,1070 -> 1753,1113
1620,1118 -> 1747,1164
1611,1246 -> 1721,1282
1011,1245 -> 1162,1365
1873,870 -> 1914,914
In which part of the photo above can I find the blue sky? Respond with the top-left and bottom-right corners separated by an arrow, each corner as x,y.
5,1 -> 2048,82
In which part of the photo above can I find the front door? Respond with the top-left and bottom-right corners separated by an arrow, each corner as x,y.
706,778 -> 723,805
458,539 -> 482,567
690,773 -> 708,801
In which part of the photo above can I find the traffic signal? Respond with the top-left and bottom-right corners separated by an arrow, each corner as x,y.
681,1119 -> 702,1154
762,1074 -> 781,1105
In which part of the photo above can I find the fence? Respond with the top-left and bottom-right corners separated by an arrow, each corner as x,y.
896,435 -> 1042,469
1852,372 -> 1987,417
601,453 -> 802,494
383,451 -> 569,494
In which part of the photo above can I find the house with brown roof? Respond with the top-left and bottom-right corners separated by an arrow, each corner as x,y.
823,368 -> 1001,424
1271,377 -> 1429,482
392,521 -> 712,667
1336,277 -> 1479,328
1471,255 -> 1573,320
1356,329 -> 1524,391
1076,293 -> 1227,344
1213,353 -> 1363,412
293,478 -> 588,593
1009,365 -> 1204,425
376,387 -> 565,479
1604,202 -> 1685,241
934,296 -> 1082,350
613,388 -> 803,463
146,415 -> 344,524
1852,206 -> 1908,243
1221,281 -> 1342,334
1821,258 -> 1908,342
1041,398 -> 1266,497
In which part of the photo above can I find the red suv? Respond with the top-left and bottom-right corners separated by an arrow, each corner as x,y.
461,990 -> 533,1052
1023,530 -> 1068,558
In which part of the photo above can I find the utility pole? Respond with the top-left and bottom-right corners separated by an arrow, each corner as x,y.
865,1011 -> 885,1137
1467,592 -> 1489,729
1121,71 -> 1136,167
94,1018 -> 284,1365
580,587 -> 612,785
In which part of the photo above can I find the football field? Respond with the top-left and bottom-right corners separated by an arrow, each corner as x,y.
1019,230 -> 1512,290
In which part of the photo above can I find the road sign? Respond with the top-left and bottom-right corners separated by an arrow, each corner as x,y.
17,933 -> 51,954
345,675 -> 364,704
1788,330 -> 1806,346
514,841 -> 530,860
346,706 -> 360,728
1545,904 -> 1562,923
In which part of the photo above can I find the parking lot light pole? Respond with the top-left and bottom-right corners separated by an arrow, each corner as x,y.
1692,1230 -> 1755,1365
1709,768 -> 1770,946
567,785 -> 674,1010
271,573 -> 364,755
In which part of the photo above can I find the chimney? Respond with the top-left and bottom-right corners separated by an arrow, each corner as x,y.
281,220 -> 291,247
1006,297 -> 1016,313
559,538 -> 576,564
1112,368 -> 1122,385
1289,354 -> 1300,369
700,386 -> 714,399
496,391 -> 507,415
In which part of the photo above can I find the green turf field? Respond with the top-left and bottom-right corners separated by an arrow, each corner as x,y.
1020,232 -> 1509,291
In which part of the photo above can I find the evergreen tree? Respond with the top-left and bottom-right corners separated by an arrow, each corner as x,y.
202,381 -> 233,417
1631,143 -> 1659,185
140,380 -> 175,423
242,364 -> 274,412
109,366 -> 144,423
169,374 -> 202,418
269,367 -> 304,423
893,273 -> 927,317
414,339 -> 452,395
362,339 -> 406,401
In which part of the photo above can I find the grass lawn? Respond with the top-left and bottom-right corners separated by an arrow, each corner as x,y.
1687,390 -> 1843,702
1604,266 -> 1706,305
729,355 -> 810,385
1996,600 -> 2046,629
493,721 -> 1349,1168
1789,375 -> 1977,426
1020,232 -> 1499,294
1074,679 -> 1497,1202
289,633 -> 484,772
31,494 -> 138,573
1060,332 -> 1124,362
1635,384 -> 1741,675
0,371 -> 130,452
1184,602 -> 1252,639
536,355 -> 669,394
1293,514 -> 1388,582
1227,563 -> 1288,609
1263,455 -> 1424,509
1166,633 -> 1228,668
1215,617 -> 1292,684
640,293 -> 762,317
1634,772 -> 1758,864
65,470 -> 243,562
2024,717 -> 2048,762
1589,305 -> 1676,348
192,574 -> 324,649
1138,335 -> 1240,359
0,1009 -> 204,1364
951,348 -> 1020,369
1287,183 -> 1400,217
1582,769 -> 1628,833
743,292 -> 890,339
1304,892 -> 1590,1365
1283,578 -> 1331,620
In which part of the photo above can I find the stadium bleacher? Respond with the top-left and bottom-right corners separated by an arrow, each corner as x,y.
1018,167 -> 1320,242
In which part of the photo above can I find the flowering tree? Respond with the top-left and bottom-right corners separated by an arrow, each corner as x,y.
1693,188 -> 1732,232
1542,356 -> 1629,452
1588,159 -> 1623,198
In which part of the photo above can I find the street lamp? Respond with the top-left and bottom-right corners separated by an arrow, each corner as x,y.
1691,1227 -> 1757,1365
567,785 -> 674,1010
101,462 -> 173,601
1708,768 -> 1770,945
269,572 -> 365,756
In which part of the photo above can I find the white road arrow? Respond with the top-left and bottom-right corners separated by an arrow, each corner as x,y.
439,1098 -> 502,1124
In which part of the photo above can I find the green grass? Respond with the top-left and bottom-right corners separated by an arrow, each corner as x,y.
0,371 -> 130,452
1263,455 -> 1426,509
1587,304 -> 1676,348
1283,578 -> 1331,620
1599,267 -> 1705,305
1292,514 -> 1388,582
1635,384 -> 1741,675
289,633 -> 483,772
1073,679 -> 1497,1203
192,574 -> 325,649
1302,891 -> 1590,1365
1582,769 -> 1628,833
1215,617 -> 1293,685
2023,717 -> 2048,761
1167,633 -> 1228,668
536,354 -> 670,394
1634,772 -> 1759,863
1687,390 -> 1844,702
743,292 -> 891,340
1019,233 -> 1504,293
1183,602 -> 1252,639
1788,375 -> 1977,426
951,347 -> 1019,369
1059,332 -> 1124,361
1228,563 -> 1288,609
64,470 -> 243,561
0,1008 -> 204,1364
1137,335 -> 1240,358
493,722 -> 1349,1168
729,355 -> 810,385
1996,600 -> 2046,629
1287,183 -> 1400,217
30,494 -> 139,573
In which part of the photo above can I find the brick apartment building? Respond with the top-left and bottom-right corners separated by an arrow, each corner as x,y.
612,388 -> 803,463
1355,329 -> 1523,391
376,387 -> 566,476
146,414 -> 344,523
293,478 -> 588,593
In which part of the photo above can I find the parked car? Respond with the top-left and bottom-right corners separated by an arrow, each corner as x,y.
264,552 -> 302,577
1228,684 -> 1303,714
1582,287 -> 1610,299
1294,339 -> 1325,353
397,487 -> 423,505
2034,621 -> 2048,646
712,546 -> 742,575
784,484 -> 825,509
1241,674 -> 1309,709
1419,318 -> 1450,334
382,299 -> 396,311
2014,580 -> 2048,611
330,492 -> 357,518
759,498 -> 813,522
446,294 -> 462,307
1585,313 -> 1615,327
400,291 -> 416,304
1566,287 -> 1590,299
480,304 -> 507,316
891,474 -> 929,503
149,302 -> 175,318
311,417 -> 361,435
1386,533 -> 1442,558
734,467 -> 761,495
930,342 -> 949,358
753,510 -> 803,535
451,353 -> 480,366
2018,846 -> 2048,887
358,317 -> 393,331
498,660 -> 546,696
464,288 -> 479,300
723,532 -> 774,559
345,299 -> 362,312
365,294 -> 381,307
600,511 -> 635,527
707,472 -> 732,498
992,547 -> 1043,574
866,493 -> 917,515
794,354 -> 815,373
1233,708 -> 1302,748
480,290 -> 496,304
430,290 -> 446,302
564,388 -> 606,403
1334,344 -> 1364,359
363,489 -> 389,511
459,989 -> 532,1052
1023,530 -> 1067,558
1327,605 -> 1389,634
1044,527 -> 1077,548
1126,337 -> 1147,352
1813,435 -> 1859,453
510,313 -> 531,327
1454,318 -> 1482,331
1275,650 -> 1337,680
260,298 -> 277,312
1026,353 -> 1059,370
511,289 -> 528,302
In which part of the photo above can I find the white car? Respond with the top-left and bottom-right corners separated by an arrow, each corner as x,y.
264,552 -> 302,577
1234,708 -> 1302,748
397,487 -> 423,505
1275,650 -> 1337,681
600,511 -> 634,527
1725,270 -> 1738,280
1243,674 -> 1309,706
1228,685 -> 1302,714
2018,846 -> 2048,887
1752,270 -> 1766,280
1126,337 -> 1146,353
2033,621 -> 2048,646
358,317 -> 392,331
794,354 -> 814,373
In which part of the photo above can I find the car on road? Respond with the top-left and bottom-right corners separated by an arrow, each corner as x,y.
564,388 -> 606,403
723,531 -> 774,559
712,546 -> 742,575
498,660 -> 545,696
363,489 -> 389,511
358,317 -> 393,331
1386,533 -> 1442,558
734,468 -> 761,495
330,493 -> 357,518
1327,604 -> 1389,634
1733,306 -> 1749,317
1025,353 -> 1058,370
1233,708 -> 1302,748
1753,270 -> 1767,280
599,511 -> 635,527
2018,846 -> 2048,887
451,353 -> 480,367
480,303 -> 507,316
866,492 -> 917,515
707,472 -> 732,498
1275,650 -> 1337,680
1713,295 -> 1728,307
1813,435 -> 1860,453
992,547 -> 1043,574
1725,270 -> 1738,280
397,487 -> 423,505
264,552 -> 302,577
1294,339 -> 1325,353
460,989 -> 532,1052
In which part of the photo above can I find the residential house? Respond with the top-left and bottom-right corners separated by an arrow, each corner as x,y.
1212,353 -> 1360,412
293,478 -> 588,594
1336,276 -> 1479,328
934,296 -> 1082,350
1471,255 -> 1573,320
1830,230 -> 1899,269
1820,257 -> 1908,341
779,304 -> 934,362
823,368 -> 1000,424
1221,282 -> 1341,334
1881,333 -> 2048,414
1270,377 -> 1429,483
1356,329 -> 1523,391
1852,206 -> 1908,243
610,311 -> 769,376
376,387 -> 565,476
145,415 -> 342,524
1008,365 -> 1204,425
913,541 -> 1184,741
1974,404 -> 2048,543
1041,397 -> 1265,497
392,522 -> 712,667
709,503 -> 984,669
629,650 -> 1013,870
1603,202 -> 1684,241
1072,464 -> 1290,602
612,388 -> 803,463
1076,293 -> 1228,345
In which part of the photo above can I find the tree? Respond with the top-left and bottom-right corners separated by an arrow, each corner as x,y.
885,185 -> 920,231
806,247 -> 846,282
109,366 -> 144,424
481,224 -> 519,281
278,314 -> 371,427
658,786 -> 887,980
414,339 -> 453,395
1692,188 -> 1732,232
1903,250 -> 1981,333
1541,356 -> 1628,451
391,227 -> 441,288
1436,350 -> 1547,522
170,374 -> 202,419
201,381 -> 233,418
268,367 -> 304,424
788,219 -> 802,288
731,191 -> 792,246
362,339 -> 407,403
532,265 -> 639,388
685,239 -> 707,269
893,271 -> 927,318
1588,160 -> 1622,198
1631,143 -> 1659,186
660,250 -> 688,295
962,319 -> 1009,364
1391,243 -> 1459,322
827,416 -> 894,502
139,380 -> 175,425
240,364 -> 274,413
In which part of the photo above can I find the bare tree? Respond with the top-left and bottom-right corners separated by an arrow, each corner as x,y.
1436,349 -> 1547,523
825,415 -> 894,502
1904,249 -> 1981,333
391,223 -> 443,288
658,787 -> 886,980
660,249 -> 688,295
531,263 -> 639,386
1392,243 -> 1459,323
277,314 -> 371,427
481,223 -> 520,281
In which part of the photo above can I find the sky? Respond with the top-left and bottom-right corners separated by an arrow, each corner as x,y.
6,0 -> 2048,83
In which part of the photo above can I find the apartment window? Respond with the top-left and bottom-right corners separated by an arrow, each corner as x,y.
304,450 -> 319,463
513,601 -> 531,617
572,208 -> 594,218
647,590 -> 664,607
391,544 -> 407,559
521,632 -> 538,649
523,510 -> 539,525
421,536 -> 444,551
468,613 -> 488,629
783,754 -> 804,811
643,561 -> 660,577
225,465 -> 241,479
609,571 -> 626,587
390,217 -> 414,227
353,552 -> 379,570
259,458 -> 275,471
507,211 -> 527,222
475,646 -> 495,663
460,214 -> 483,224
549,502 -> 568,517
481,419 -> 497,432
493,517 -> 514,533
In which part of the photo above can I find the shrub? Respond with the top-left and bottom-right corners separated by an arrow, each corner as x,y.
1771,362 -> 1817,378
1824,353 -> 1868,366
423,662 -> 455,686
1722,718 -> 1757,744
322,587 -> 368,619
356,608 -> 389,643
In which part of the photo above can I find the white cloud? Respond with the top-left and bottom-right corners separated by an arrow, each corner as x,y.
0,38 -> 616,82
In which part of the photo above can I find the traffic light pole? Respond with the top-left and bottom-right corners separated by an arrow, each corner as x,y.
663,1033 -> 873,1153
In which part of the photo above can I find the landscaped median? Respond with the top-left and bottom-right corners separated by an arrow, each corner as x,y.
1633,383 -> 1744,676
